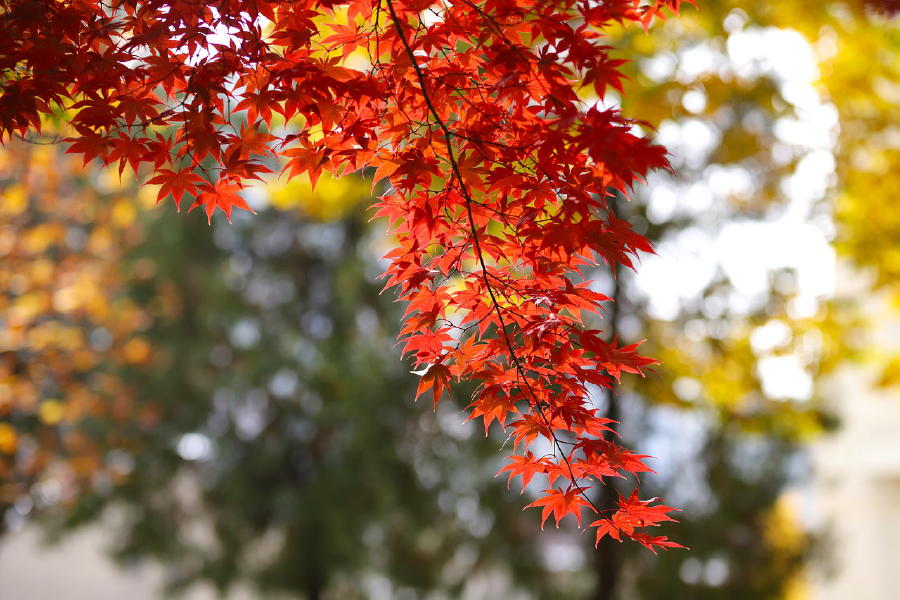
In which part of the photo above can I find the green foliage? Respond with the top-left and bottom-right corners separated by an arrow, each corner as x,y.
45,195 -> 584,598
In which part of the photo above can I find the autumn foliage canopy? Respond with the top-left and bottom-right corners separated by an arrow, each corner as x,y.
0,0 -> 693,550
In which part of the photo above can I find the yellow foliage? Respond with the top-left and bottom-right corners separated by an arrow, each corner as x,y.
1,184 -> 28,215
0,423 -> 16,454
0,138 -> 154,508
764,494 -> 810,600
21,223 -> 61,255
38,400 -> 65,426
765,493 -> 805,554
52,286 -> 80,313
124,337 -> 152,364
264,172 -> 370,221
112,198 -> 138,228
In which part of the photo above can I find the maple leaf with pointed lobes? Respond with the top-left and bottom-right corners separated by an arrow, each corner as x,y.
526,487 -> 596,529
401,327 -> 455,366
0,81 -> 42,138
590,490 -> 685,552
63,132 -> 110,167
413,362 -> 452,408
498,452 -> 553,492
579,333 -> 659,383
602,338 -> 659,382
583,53 -> 629,99
467,391 -> 518,434
549,455 -> 622,487
281,145 -> 333,190
232,92 -> 276,126
575,438 -> 656,475
229,122 -> 277,160
191,180 -> 256,224
369,150 -> 405,189
113,91 -> 160,127
507,413 -> 561,451
146,168 -> 205,210
107,134 -> 151,178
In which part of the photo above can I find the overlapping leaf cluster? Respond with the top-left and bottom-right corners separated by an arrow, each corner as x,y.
0,0 -> 693,547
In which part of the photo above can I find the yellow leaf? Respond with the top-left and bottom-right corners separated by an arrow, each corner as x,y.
124,337 -> 152,364
0,423 -> 16,454
0,185 -> 28,215
39,399 -> 65,425
112,199 -> 137,228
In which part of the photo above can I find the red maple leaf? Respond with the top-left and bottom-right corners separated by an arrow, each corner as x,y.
191,179 -> 256,224
146,168 -> 206,210
590,489 -> 684,551
413,362 -> 452,408
526,487 -> 595,529
498,452 -> 552,492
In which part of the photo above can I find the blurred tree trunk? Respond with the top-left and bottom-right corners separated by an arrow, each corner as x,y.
593,224 -> 622,600
593,391 -> 620,600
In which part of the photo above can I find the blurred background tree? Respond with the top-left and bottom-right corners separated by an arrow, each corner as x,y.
0,140 -> 152,537
592,2 -> 899,599
34,170 -> 586,599
3,2 -> 900,599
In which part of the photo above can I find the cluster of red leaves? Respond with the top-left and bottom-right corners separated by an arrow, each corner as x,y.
0,0 -> 691,550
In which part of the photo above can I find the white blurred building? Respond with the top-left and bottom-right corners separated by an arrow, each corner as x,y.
809,278 -> 900,600
0,525 -> 256,600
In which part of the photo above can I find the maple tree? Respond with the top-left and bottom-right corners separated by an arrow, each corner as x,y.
0,0 -> 696,548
